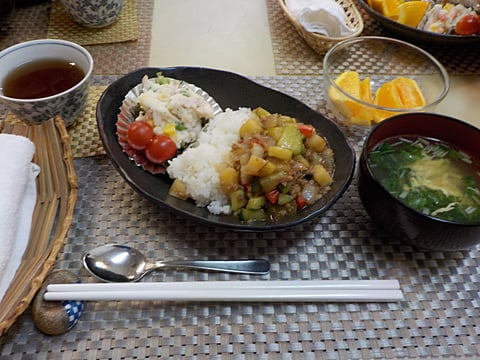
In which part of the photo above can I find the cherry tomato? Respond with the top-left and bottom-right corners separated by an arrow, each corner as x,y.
145,134 -> 177,164
127,121 -> 154,150
455,14 -> 480,35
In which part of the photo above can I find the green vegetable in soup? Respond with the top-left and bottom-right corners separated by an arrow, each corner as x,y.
368,137 -> 480,223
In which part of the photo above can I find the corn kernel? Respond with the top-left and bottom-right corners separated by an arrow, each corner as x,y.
163,123 -> 176,136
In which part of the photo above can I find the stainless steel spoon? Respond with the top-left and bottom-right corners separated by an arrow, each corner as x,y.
82,244 -> 270,282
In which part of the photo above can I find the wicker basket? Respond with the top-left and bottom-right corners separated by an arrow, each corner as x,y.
278,0 -> 364,55
0,116 -> 77,336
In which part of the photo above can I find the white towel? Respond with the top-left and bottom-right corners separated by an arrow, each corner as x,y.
0,134 -> 39,304
285,0 -> 356,37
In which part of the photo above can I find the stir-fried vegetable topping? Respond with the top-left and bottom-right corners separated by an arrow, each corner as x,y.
220,107 -> 335,222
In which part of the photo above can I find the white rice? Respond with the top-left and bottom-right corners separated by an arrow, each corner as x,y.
167,108 -> 252,214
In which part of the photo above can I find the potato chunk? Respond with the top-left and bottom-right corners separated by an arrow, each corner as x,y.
169,179 -> 189,200
305,134 -> 327,152
219,167 -> 239,194
312,164 -> 333,186
240,118 -> 263,138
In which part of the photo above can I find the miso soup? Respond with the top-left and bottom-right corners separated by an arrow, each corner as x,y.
368,136 -> 480,223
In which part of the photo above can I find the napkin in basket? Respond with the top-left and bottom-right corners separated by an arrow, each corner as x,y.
285,0 -> 356,37
0,134 -> 40,303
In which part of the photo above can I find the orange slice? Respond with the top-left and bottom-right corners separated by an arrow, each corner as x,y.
329,71 -> 375,125
360,77 -> 374,104
328,71 -> 360,120
397,1 -> 429,28
381,0 -> 403,19
392,77 -> 427,108
352,77 -> 374,126
369,0 -> 385,13
373,77 -> 426,122
333,70 -> 361,97
373,81 -> 404,122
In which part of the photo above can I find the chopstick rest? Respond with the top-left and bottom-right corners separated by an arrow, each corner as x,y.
32,270 -> 85,335
45,280 -> 403,302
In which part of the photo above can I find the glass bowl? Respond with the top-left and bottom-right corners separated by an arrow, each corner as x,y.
323,36 -> 450,128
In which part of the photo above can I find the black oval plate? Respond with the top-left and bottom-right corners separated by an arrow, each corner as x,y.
96,67 -> 355,231
358,0 -> 480,46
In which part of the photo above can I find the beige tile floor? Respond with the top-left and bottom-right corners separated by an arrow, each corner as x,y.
150,1 -> 479,128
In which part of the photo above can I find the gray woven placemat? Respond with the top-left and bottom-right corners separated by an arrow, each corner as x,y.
1,76 -> 479,359
47,0 -> 138,45
267,0 -> 480,75
3,85 -> 107,158
0,0 -> 152,75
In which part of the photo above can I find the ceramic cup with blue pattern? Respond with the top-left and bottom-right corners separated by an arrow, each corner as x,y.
0,39 -> 93,127
61,0 -> 124,28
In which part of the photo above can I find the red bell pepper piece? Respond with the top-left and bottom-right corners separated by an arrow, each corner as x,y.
296,194 -> 307,209
265,189 -> 280,204
298,124 -> 314,138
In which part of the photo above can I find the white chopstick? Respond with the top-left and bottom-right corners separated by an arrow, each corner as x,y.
44,280 -> 402,302
44,289 -> 403,302
47,279 -> 400,291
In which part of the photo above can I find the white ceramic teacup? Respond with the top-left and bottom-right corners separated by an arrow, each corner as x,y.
0,39 -> 93,127
60,0 -> 125,28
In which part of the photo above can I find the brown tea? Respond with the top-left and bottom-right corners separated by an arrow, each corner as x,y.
2,59 -> 85,99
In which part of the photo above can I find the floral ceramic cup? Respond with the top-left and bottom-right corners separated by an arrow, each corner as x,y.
60,0 -> 124,28
0,39 -> 93,127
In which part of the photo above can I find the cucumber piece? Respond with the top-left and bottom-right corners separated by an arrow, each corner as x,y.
246,196 -> 266,210
277,126 -> 305,155
278,193 -> 295,205
230,189 -> 247,211
239,208 -> 267,222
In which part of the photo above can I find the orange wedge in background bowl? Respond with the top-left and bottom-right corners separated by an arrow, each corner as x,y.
356,77 -> 374,125
392,77 -> 426,108
368,0 -> 385,13
329,71 -> 375,126
380,0 -> 404,19
333,71 -> 360,96
374,82 -> 403,122
373,77 -> 426,122
328,71 -> 360,120
397,1 -> 430,27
